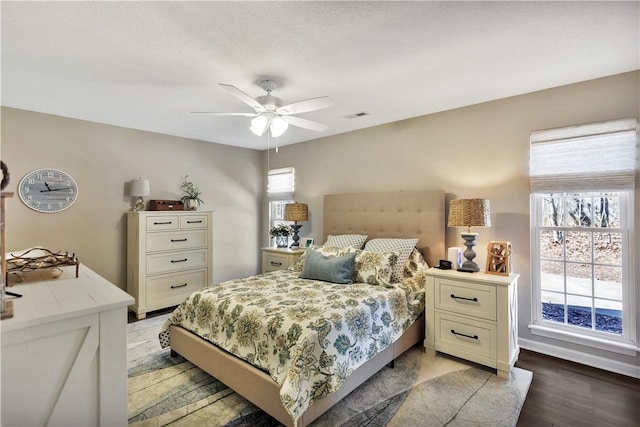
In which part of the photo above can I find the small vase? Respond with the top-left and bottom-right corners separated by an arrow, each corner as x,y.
186,199 -> 198,211
276,235 -> 288,248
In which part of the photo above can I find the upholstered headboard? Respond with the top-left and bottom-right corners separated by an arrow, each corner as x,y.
323,190 -> 445,267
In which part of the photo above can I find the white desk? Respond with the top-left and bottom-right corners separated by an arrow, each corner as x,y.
1,263 -> 134,426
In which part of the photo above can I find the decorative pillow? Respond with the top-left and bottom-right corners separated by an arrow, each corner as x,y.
300,248 -> 356,284
323,234 -> 368,249
289,245 -> 356,273
403,248 -> 430,280
353,250 -> 399,285
363,238 -> 419,283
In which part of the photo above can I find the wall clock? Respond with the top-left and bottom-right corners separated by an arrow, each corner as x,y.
18,168 -> 78,213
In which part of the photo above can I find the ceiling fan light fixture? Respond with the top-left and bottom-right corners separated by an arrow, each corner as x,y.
250,114 -> 270,136
270,116 -> 288,137
200,82 -> 332,138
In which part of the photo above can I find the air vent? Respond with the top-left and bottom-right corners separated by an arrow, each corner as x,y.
343,112 -> 369,119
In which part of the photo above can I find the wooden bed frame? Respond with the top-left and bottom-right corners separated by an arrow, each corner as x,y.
170,190 -> 445,427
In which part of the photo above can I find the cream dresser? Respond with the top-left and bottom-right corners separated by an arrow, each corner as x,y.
127,211 -> 213,319
261,247 -> 305,273
424,268 -> 519,378
1,263 -> 133,426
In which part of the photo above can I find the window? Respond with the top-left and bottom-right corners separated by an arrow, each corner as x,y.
529,119 -> 637,354
267,167 -> 294,243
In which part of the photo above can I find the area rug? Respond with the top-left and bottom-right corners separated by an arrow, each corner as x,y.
128,314 -> 532,427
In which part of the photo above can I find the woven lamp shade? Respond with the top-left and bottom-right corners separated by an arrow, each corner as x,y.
448,199 -> 491,230
284,203 -> 308,222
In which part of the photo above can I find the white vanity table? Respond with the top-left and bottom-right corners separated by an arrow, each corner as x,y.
1,262 -> 134,426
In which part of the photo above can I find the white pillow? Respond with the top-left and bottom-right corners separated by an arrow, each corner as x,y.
363,238 -> 419,283
324,234 -> 368,249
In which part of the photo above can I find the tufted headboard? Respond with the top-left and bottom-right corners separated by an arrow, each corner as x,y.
323,190 -> 445,267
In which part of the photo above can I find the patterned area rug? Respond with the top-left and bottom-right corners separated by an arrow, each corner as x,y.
128,314 -> 532,427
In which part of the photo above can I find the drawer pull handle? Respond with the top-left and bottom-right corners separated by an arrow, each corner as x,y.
450,294 -> 478,302
171,283 -> 188,289
154,221 -> 173,225
171,238 -> 188,242
270,261 -> 282,266
171,258 -> 188,263
451,329 -> 479,340
187,220 -> 203,224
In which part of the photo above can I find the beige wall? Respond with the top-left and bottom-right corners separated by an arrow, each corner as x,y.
1,107 -> 264,288
2,71 -> 638,372
263,71 -> 640,370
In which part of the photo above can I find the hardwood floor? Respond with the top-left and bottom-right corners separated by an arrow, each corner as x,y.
516,349 -> 640,427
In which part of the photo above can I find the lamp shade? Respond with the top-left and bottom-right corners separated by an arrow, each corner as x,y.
284,203 -> 308,222
448,199 -> 491,229
250,114 -> 270,136
130,178 -> 150,197
270,117 -> 289,137
250,113 -> 289,138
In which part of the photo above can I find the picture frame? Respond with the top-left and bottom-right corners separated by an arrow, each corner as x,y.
302,237 -> 314,248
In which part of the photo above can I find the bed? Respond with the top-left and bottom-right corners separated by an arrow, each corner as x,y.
161,190 -> 445,427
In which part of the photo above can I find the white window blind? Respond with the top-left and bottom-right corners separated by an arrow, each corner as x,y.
267,167 -> 294,200
530,118 -> 638,193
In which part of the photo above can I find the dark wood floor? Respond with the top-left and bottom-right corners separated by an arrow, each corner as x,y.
515,349 -> 640,426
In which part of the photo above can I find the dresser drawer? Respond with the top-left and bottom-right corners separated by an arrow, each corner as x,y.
435,278 -> 496,321
146,249 -> 208,274
435,312 -> 497,364
146,216 -> 179,231
146,269 -> 207,305
146,230 -> 208,252
180,215 -> 208,229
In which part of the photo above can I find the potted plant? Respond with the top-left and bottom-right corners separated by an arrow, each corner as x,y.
180,175 -> 204,210
269,223 -> 293,248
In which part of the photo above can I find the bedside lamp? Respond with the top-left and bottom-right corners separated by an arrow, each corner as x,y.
284,202 -> 308,248
130,178 -> 150,211
447,199 -> 491,272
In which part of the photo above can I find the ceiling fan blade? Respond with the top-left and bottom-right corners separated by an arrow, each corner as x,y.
219,84 -> 265,112
277,96 -> 334,115
191,111 -> 258,117
281,115 -> 329,132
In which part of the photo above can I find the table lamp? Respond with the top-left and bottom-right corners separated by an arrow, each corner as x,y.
130,178 -> 150,211
447,199 -> 491,272
284,202 -> 308,248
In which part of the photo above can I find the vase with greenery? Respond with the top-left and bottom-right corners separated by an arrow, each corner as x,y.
269,223 -> 293,248
180,175 -> 204,210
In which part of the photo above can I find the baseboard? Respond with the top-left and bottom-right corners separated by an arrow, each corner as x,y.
519,337 -> 640,379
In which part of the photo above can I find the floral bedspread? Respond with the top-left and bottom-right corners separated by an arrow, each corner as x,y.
159,269 -> 425,424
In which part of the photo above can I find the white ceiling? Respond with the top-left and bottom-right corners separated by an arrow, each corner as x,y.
2,1 -> 638,151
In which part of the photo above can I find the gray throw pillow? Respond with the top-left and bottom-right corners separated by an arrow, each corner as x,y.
300,248 -> 356,284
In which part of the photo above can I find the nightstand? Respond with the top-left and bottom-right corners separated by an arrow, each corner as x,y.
261,247 -> 305,273
424,268 -> 519,378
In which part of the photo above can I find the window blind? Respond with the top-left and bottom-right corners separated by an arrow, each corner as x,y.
267,167 -> 294,200
530,118 -> 638,193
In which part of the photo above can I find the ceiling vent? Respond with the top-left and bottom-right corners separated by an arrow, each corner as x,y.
344,112 -> 369,119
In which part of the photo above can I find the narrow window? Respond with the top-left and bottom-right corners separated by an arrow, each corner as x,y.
267,167 -> 294,245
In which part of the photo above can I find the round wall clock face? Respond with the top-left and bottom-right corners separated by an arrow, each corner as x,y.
18,168 -> 79,213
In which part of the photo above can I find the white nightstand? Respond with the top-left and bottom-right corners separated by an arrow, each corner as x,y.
424,268 -> 519,378
261,247 -> 305,273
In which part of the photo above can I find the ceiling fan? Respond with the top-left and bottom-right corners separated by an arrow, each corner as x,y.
192,80 -> 334,137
